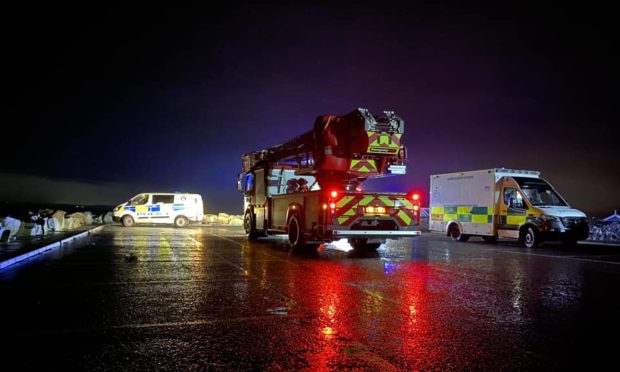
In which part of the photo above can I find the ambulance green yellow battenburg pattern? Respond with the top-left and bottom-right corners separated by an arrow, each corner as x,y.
431,206 -> 495,224
332,194 -> 418,227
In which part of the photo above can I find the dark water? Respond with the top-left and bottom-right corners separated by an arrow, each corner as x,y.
0,201 -> 113,220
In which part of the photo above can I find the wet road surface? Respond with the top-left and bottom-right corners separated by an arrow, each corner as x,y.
1,225 -> 619,370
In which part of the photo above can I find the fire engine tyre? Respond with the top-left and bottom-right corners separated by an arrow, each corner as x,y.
482,235 -> 498,243
174,216 -> 189,228
449,224 -> 469,242
121,215 -> 135,227
350,238 -> 380,251
287,214 -> 306,250
523,226 -> 539,248
244,212 -> 258,240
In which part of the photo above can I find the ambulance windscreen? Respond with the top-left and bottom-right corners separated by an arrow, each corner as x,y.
513,177 -> 567,207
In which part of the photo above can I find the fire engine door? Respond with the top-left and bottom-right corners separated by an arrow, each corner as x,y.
254,169 -> 267,230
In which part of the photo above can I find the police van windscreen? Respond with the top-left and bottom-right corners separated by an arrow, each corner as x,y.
513,177 -> 567,207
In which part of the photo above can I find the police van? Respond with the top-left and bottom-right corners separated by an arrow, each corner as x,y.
113,193 -> 204,227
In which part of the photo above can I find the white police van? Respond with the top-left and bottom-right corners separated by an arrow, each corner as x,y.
113,193 -> 204,227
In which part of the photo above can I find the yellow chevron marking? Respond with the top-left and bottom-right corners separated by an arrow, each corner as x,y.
379,196 -> 393,206
337,217 -> 349,224
337,196 -> 354,208
359,196 -> 374,206
397,210 -> 411,225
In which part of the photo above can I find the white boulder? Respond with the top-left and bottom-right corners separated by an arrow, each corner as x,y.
217,213 -> 231,225
228,215 -> 243,226
2,216 -> 22,240
103,212 -> 114,224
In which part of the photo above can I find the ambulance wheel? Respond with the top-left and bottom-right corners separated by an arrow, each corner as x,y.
350,238 -> 380,251
244,212 -> 258,240
174,216 -> 189,228
482,235 -> 498,243
287,214 -> 306,251
449,224 -> 469,242
121,215 -> 134,227
522,226 -> 539,248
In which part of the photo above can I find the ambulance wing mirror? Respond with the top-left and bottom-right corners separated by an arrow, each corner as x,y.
509,197 -> 525,209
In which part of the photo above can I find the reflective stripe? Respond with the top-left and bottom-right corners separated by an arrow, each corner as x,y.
472,214 -> 490,224
358,196 -> 374,206
433,205 -> 493,224
397,210 -> 412,225
431,206 -> 444,214
507,215 -> 526,225
337,196 -> 355,208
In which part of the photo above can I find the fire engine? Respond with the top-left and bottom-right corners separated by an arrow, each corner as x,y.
237,108 -> 421,251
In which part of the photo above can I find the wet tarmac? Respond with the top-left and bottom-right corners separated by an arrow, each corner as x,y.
1,225 -> 619,370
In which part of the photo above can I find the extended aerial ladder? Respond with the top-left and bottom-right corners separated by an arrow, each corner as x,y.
238,108 -> 421,252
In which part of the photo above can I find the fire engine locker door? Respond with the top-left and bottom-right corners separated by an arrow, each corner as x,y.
254,169 -> 267,230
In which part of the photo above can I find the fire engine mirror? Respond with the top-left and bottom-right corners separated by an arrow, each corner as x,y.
237,173 -> 243,192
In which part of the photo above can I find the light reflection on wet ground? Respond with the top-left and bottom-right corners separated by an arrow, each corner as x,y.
1,225 -> 619,370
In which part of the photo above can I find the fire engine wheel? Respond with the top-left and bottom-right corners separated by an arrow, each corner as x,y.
523,226 -> 539,248
449,224 -> 469,242
174,216 -> 189,228
244,212 -> 258,240
350,238 -> 380,251
287,214 -> 306,250
121,215 -> 134,227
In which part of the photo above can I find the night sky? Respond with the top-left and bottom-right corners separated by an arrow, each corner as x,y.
3,2 -> 618,215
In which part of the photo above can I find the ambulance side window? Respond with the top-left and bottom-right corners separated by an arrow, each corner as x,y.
504,188 -> 524,209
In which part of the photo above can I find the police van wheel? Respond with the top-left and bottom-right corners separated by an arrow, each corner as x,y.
121,215 -> 134,227
288,214 -> 306,251
523,227 -> 539,248
174,216 -> 189,228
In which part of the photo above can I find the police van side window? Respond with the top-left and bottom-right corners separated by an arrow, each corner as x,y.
132,194 -> 149,205
152,195 -> 174,204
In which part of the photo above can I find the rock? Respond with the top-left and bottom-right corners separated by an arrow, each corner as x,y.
229,216 -> 243,226
217,213 -> 231,225
49,210 -> 67,231
103,212 -> 114,224
2,216 -> 22,240
589,220 -> 620,242
67,212 -> 87,229
203,214 -> 218,224
30,223 -> 43,236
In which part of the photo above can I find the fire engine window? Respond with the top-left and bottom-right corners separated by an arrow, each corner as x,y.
152,195 -> 174,204
245,173 -> 254,192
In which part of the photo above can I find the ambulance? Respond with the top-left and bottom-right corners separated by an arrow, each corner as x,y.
113,193 -> 204,228
429,168 -> 589,247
